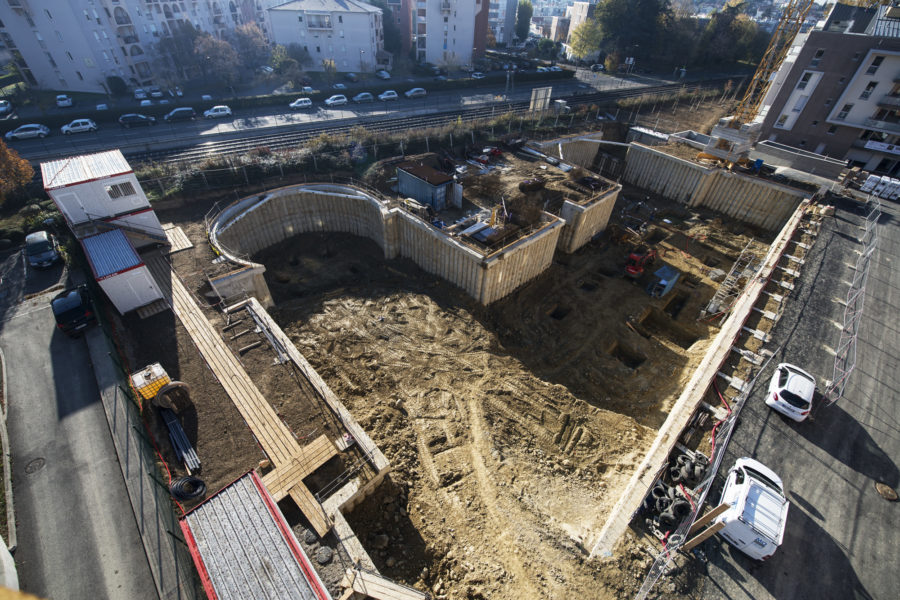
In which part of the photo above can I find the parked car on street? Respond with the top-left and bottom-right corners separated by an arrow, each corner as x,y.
536,66 -> 549,72
5,123 -> 50,140
56,94 -> 73,108
300,86 -> 315,94
345,72 -> 359,82
404,87 -> 427,99
25,231 -> 62,269
139,99 -> 153,107
332,83 -> 347,90
591,63 -> 606,72
766,363 -> 816,422
51,286 -> 96,337
169,86 -> 183,97
61,118 -> 98,135
433,75 -> 448,82
352,92 -> 374,103
472,72 -> 486,79
149,86 -> 164,98
164,107 -> 196,122
378,90 -> 398,101
289,97 -> 313,110
118,113 -> 157,128
0,100 -> 12,116
714,457 -> 789,560
134,88 -> 148,100
324,94 -> 348,107
203,105 -> 232,119
375,70 -> 391,80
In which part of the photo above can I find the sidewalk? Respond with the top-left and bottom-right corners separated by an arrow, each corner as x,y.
84,325 -> 198,600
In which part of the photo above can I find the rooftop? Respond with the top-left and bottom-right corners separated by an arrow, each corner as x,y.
41,149 -> 132,190
398,162 -> 454,186
81,229 -> 142,280
270,0 -> 381,14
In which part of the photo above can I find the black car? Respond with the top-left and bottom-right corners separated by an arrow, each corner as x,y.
51,286 -> 96,337
118,113 -> 157,128
163,107 -> 196,122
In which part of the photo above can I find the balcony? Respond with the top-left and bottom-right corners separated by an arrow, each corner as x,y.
877,94 -> 900,109
864,116 -> 900,135
441,1 -> 451,11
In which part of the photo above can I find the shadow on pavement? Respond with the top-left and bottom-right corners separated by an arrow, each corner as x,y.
803,403 -> 899,489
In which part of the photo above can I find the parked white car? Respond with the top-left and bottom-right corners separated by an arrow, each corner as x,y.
714,458 -> 789,560
134,88 -> 148,100
472,72 -> 486,79
203,105 -> 233,119
404,87 -> 427,99
289,97 -> 313,110
56,94 -> 73,108
332,83 -> 347,90
61,118 -> 98,135
378,90 -> 398,101
766,363 -> 816,422
375,70 -> 391,80
324,94 -> 348,107
5,123 -> 50,140
352,92 -> 374,103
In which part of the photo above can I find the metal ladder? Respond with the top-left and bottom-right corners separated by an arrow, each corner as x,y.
701,242 -> 760,324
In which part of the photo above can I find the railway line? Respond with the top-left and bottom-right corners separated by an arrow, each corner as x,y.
132,78 -> 732,165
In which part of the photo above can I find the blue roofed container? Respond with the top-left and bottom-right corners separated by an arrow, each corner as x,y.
397,162 -> 454,211
81,229 -> 164,314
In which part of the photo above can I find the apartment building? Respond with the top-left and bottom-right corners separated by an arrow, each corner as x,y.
488,0 -> 517,45
0,0 -> 248,94
398,0 -> 487,67
564,1 -> 592,46
266,0 -> 387,72
758,3 -> 900,174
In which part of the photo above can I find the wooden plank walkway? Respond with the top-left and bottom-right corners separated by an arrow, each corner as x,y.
262,434 -> 338,501
341,569 -> 429,600
161,223 -> 194,253
146,254 -> 333,536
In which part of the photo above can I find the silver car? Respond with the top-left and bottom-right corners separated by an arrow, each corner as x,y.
5,124 -> 50,140
324,94 -> 348,107
61,118 -> 98,135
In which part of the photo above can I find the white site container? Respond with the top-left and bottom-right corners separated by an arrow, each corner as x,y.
82,229 -> 164,314
872,175 -> 891,198
860,174 -> 880,193
886,178 -> 900,200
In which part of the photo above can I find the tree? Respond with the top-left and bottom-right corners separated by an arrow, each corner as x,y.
195,33 -> 240,85
515,0 -> 533,43
486,29 -> 497,49
229,23 -> 270,70
594,0 -> 670,61
321,58 -> 337,82
567,18 -> 603,59
155,21 -> 202,80
106,75 -> 128,96
369,0 -> 402,54
0,141 -> 33,205
286,43 -> 313,68
695,1 -> 767,65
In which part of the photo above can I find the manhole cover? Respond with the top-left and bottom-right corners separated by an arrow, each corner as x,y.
24,457 -> 45,474
875,482 -> 898,501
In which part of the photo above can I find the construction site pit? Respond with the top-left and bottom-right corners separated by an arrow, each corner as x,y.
118,145 -> 779,598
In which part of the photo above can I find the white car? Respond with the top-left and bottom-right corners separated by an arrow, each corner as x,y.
472,72 -> 486,79
404,87 -> 427,99
289,97 -> 313,110
715,458 -> 789,560
352,92 -> 374,103
0,99 -> 12,115
332,83 -> 347,90
204,105 -> 232,119
5,123 -> 50,140
134,88 -> 148,100
149,86 -> 164,98
300,86 -> 315,94
378,90 -> 398,101
56,94 -> 73,108
324,94 -> 348,107
61,118 -> 98,135
536,66 -> 549,73
140,99 -> 153,107
375,70 -> 391,80
766,363 -> 816,422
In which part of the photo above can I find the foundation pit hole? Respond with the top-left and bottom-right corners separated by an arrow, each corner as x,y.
638,308 -> 700,349
597,264 -> 620,278
645,228 -> 669,245
664,292 -> 690,320
609,341 -> 646,369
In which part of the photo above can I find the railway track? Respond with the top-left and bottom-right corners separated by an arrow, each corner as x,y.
133,78 -> 732,165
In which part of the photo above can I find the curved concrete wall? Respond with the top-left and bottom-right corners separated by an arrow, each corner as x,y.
209,184 -> 564,305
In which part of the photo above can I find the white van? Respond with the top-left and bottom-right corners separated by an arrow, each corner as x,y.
714,457 -> 789,560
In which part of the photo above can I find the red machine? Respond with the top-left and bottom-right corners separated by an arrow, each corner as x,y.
625,246 -> 658,278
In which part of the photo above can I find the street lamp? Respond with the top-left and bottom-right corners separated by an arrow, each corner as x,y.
359,49 -> 365,73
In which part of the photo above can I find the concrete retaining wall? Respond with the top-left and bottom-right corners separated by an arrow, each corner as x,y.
558,189 -> 618,253
210,184 -> 564,305
624,144 -> 808,230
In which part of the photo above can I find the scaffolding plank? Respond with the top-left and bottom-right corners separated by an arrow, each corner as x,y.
289,483 -> 333,537
262,435 -> 339,501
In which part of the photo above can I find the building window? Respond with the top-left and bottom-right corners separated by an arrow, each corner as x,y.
66,51 -> 73,61
106,181 -> 136,199
853,51 -> 861,61
866,56 -> 884,75
827,125 -> 838,135
338,15 -> 342,23
76,71 -> 83,80
860,81 -> 878,99
825,98 -> 833,107
811,120 -> 818,127
837,104 -> 853,119
810,48 -> 824,67
298,16 -> 303,22
44,8 -> 52,20
799,140 -> 807,147
792,95 -> 809,112
797,72 -> 812,90
56,30 -> 63,41
775,114 -> 788,128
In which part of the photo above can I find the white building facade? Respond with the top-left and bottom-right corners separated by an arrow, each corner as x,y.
0,0 -> 248,93
266,0 -> 384,73
488,0 -> 517,45
413,0 -> 488,68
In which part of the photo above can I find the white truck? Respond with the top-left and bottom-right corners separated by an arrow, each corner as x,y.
714,457 -> 789,560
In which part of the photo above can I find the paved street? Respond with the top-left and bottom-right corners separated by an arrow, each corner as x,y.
0,253 -> 155,599
702,196 -> 899,599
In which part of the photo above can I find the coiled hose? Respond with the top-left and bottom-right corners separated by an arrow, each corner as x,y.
170,476 -> 206,501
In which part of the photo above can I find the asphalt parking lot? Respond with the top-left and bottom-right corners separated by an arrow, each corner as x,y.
701,195 -> 899,600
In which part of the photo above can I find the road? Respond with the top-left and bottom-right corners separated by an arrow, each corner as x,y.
0,252 -> 156,600
701,195 -> 899,600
